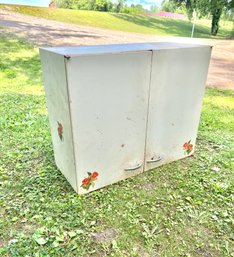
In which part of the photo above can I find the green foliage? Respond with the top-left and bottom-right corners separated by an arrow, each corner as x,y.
77,0 -> 96,10
0,31 -> 234,256
56,0 -> 78,9
55,0 -> 144,14
121,4 -> 145,14
161,0 -> 187,14
150,5 -> 159,12
95,0 -> 108,11
161,0 -> 176,12
114,0 -> 126,13
222,7 -> 234,21
55,0 -> 124,12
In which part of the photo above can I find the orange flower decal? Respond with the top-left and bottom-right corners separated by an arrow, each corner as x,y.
81,171 -> 99,190
82,177 -> 90,186
91,171 -> 99,179
57,121 -> 63,141
183,140 -> 193,155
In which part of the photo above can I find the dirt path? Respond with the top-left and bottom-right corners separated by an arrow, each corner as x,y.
0,9 -> 233,89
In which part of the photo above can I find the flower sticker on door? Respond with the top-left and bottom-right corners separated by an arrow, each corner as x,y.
183,140 -> 193,155
81,171 -> 99,190
57,121 -> 63,141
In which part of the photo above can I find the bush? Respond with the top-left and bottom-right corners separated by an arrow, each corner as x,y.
121,5 -> 145,14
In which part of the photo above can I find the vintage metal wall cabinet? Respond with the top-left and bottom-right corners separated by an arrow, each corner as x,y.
40,43 -> 211,194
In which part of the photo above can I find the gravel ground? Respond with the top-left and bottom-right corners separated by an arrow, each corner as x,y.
0,9 -> 233,89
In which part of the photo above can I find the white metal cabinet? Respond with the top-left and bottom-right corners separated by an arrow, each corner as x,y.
144,46 -> 212,171
40,43 -> 211,194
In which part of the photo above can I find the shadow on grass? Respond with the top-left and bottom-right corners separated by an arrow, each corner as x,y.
111,13 -> 231,39
1,53 -> 41,85
0,17 -> 102,47
0,32 -> 42,86
111,13 -> 205,37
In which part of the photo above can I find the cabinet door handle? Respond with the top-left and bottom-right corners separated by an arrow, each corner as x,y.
124,163 -> 142,171
146,156 -> 162,163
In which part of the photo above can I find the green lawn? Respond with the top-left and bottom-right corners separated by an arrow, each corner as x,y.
0,4 -> 233,39
0,32 -> 234,256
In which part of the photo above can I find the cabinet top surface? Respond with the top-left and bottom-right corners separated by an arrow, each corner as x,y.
40,42 -> 211,57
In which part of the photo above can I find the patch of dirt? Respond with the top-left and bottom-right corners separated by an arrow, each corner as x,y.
132,245 -> 152,257
22,223 -> 37,232
195,248 -> 213,257
0,238 -> 4,247
140,181 -> 155,191
90,228 -> 118,243
14,221 -> 38,235
0,9 -> 233,90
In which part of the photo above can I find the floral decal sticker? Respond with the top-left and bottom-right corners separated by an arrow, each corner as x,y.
81,171 -> 99,190
57,121 -> 63,141
183,140 -> 193,155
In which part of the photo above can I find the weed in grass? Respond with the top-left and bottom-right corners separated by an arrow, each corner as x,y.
0,32 -> 233,256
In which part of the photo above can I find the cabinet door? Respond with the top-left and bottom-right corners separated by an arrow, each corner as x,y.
145,47 -> 211,171
66,51 -> 152,194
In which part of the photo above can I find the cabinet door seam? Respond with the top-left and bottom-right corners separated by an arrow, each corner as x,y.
63,57 -> 79,192
143,50 -> 154,172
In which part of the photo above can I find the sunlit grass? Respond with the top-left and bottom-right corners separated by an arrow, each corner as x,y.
204,94 -> 234,109
0,4 -> 233,38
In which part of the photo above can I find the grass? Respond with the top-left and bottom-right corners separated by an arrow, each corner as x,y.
0,4 -> 233,39
0,31 -> 234,256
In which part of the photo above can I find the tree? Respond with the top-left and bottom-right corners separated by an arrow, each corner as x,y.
56,0 -> 78,9
161,0 -> 178,12
115,0 -> 126,13
150,5 -> 159,12
161,0 -> 187,14
94,0 -> 112,11
171,0 -> 233,35
77,0 -> 95,10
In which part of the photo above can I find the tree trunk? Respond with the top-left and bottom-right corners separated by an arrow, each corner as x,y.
211,8 -> 222,36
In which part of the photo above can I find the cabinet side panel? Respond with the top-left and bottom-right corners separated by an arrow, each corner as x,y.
145,47 -> 211,170
66,52 -> 152,194
40,50 -> 77,192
